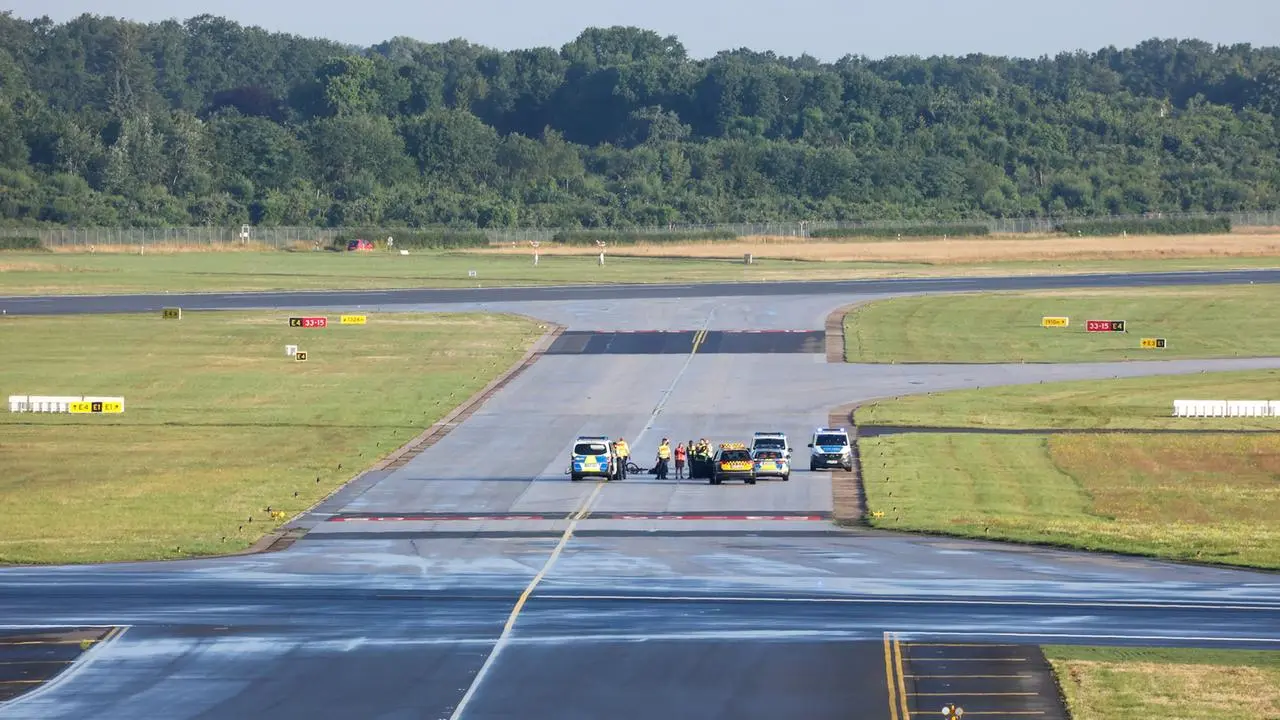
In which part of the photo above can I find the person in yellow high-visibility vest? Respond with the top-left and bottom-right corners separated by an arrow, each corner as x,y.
614,437 -> 630,479
656,439 -> 671,479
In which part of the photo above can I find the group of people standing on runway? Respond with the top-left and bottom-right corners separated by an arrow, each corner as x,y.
612,437 -> 702,480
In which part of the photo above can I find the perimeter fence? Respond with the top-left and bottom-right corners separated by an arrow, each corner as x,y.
3,210 -> 1279,250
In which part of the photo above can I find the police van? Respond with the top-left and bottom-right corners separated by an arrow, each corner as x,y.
807,427 -> 853,471
569,435 -> 619,482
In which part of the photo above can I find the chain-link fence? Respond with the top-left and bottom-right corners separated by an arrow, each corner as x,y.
4,210 -> 1279,249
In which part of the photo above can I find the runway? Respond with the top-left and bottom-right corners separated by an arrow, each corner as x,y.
1,269 -> 1278,719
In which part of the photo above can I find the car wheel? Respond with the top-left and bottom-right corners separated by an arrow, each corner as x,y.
747,478 -> 756,485
570,473 -> 581,482
781,473 -> 790,481
809,461 -> 817,471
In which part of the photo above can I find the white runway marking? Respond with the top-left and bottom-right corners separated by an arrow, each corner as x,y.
535,594 -> 1280,612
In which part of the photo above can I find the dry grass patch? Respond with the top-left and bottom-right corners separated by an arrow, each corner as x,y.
861,432 -> 1280,567
478,232 -> 1280,263
1044,646 -> 1280,720
0,247 -> 1276,296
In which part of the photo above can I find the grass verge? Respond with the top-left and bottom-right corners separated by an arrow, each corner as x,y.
844,284 -> 1280,363
1043,645 -> 1280,720
855,368 -> 1280,430
856,370 -> 1280,569
0,311 -> 545,565
0,249 -> 1276,296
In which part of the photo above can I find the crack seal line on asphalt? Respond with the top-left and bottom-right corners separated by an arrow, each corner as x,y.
447,311 -> 714,720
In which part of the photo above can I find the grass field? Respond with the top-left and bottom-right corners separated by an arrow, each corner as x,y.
855,370 -> 1280,568
844,284 -> 1280,363
855,368 -> 1280,429
1043,646 -> 1280,720
0,311 -> 544,564
1,247 -> 1277,295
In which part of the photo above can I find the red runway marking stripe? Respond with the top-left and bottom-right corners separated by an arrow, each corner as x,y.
327,513 -> 828,522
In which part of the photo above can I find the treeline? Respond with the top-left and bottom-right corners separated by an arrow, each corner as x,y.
1,13 -> 1280,229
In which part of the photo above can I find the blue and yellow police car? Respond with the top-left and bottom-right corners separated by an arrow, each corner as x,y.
752,447 -> 790,481
569,435 -> 619,482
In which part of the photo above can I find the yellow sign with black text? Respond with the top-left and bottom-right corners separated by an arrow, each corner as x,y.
1141,337 -> 1167,349
69,401 -> 123,414
340,315 -> 367,325
296,351 -> 308,361
1041,316 -> 1069,328
162,307 -> 182,320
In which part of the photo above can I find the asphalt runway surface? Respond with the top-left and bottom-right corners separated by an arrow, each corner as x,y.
2,269 -> 1279,719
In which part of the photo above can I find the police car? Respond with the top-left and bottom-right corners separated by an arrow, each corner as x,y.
569,435 -> 619,482
751,431 -> 791,460
752,448 -> 790,481
710,442 -> 757,485
807,427 -> 853,471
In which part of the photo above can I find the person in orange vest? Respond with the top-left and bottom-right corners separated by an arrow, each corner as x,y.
656,438 -> 671,479
674,442 -> 687,478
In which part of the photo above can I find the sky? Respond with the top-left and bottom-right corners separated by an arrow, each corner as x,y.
8,0 -> 1280,61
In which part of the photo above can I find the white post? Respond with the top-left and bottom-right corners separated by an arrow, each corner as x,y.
531,240 -> 540,266
597,240 -> 606,266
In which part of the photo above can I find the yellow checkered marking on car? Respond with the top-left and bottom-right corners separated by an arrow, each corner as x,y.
720,461 -> 752,470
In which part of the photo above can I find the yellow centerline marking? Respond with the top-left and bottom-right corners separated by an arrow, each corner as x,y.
0,680 -> 44,685
0,660 -> 73,665
690,328 -> 708,354
883,633 -> 900,720
0,640 -> 91,646
503,482 -> 604,633
893,634 -> 911,720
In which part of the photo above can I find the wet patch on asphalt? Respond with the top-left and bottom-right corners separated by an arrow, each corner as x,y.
0,627 -> 119,703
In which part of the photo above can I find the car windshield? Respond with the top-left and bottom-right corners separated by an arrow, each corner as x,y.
815,434 -> 847,446
754,438 -> 785,448
721,450 -> 752,461
574,442 -> 609,455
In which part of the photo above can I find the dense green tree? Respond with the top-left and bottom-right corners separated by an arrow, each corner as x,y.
1,12 -> 1279,228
